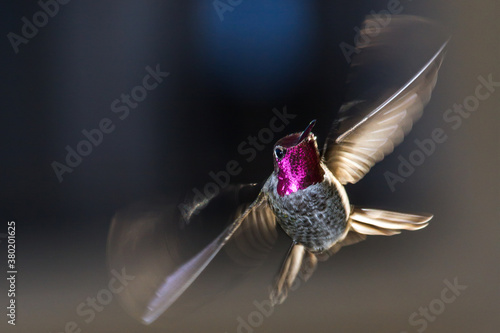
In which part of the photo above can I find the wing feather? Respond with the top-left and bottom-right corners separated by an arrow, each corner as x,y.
140,193 -> 268,324
107,183 -> 275,325
324,16 -> 448,185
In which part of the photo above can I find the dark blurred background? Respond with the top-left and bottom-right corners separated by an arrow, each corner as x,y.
1,0 -> 499,332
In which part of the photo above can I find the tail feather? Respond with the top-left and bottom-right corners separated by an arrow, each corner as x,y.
349,221 -> 401,236
349,207 -> 432,236
270,244 -> 317,306
269,207 -> 431,306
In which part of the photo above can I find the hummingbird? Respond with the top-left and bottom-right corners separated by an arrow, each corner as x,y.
107,15 -> 448,324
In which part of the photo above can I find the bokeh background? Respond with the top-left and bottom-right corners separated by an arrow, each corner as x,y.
1,0 -> 499,332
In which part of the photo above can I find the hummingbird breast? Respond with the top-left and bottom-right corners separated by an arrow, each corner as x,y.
264,165 -> 350,252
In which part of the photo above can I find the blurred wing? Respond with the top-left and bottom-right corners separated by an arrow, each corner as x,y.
141,195 -> 267,324
223,202 -> 277,268
324,16 -> 448,185
107,183 -> 276,325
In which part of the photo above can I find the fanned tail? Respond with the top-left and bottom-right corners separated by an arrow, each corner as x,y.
269,207 -> 430,305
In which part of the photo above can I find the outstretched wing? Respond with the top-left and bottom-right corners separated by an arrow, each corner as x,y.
324,15 -> 449,185
107,182 -> 276,325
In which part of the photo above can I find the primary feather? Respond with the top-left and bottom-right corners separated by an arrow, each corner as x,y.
324,15 -> 448,185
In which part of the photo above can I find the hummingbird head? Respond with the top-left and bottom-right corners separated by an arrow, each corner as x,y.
273,120 -> 325,196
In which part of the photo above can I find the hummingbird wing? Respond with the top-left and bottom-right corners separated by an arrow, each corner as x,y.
223,200 -> 278,268
107,183 -> 276,325
323,15 -> 449,185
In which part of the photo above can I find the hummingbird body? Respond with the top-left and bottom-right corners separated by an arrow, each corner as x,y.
263,122 -> 350,252
262,118 -> 433,304
265,166 -> 349,252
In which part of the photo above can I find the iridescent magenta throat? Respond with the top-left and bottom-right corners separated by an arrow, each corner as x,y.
276,138 -> 324,196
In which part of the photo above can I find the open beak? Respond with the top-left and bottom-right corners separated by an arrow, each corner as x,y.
297,119 -> 316,143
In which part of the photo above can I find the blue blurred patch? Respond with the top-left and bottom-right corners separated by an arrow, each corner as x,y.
194,0 -> 317,99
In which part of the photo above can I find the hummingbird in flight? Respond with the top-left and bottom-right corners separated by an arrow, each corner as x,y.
107,15 -> 448,325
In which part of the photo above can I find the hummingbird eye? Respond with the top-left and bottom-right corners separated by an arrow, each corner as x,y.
275,147 -> 286,161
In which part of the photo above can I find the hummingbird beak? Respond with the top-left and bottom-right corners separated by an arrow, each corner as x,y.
297,119 -> 316,144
